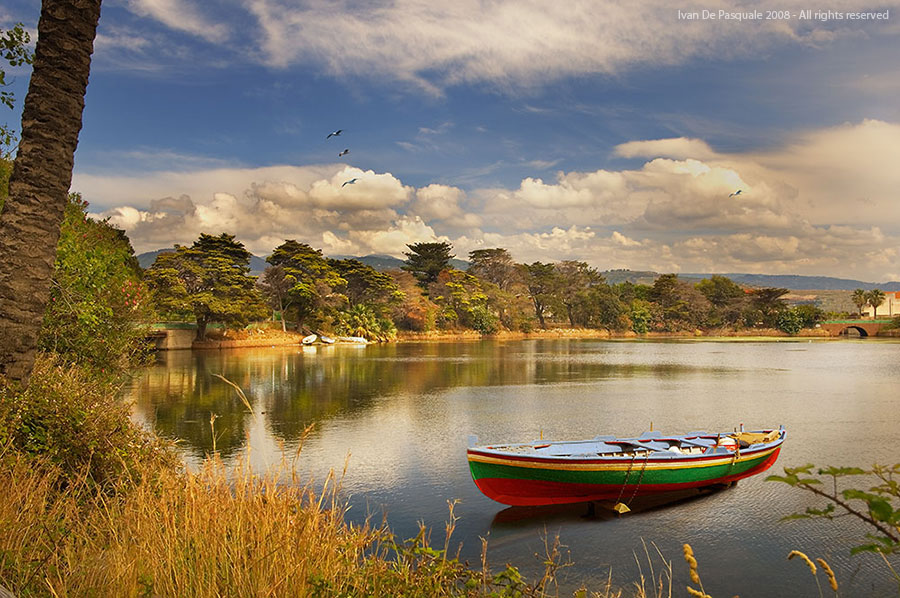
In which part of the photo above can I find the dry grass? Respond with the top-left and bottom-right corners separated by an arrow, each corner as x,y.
0,443 -> 652,598
0,451 -> 379,597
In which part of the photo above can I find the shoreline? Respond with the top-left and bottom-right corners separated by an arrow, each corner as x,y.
170,324 -> 900,350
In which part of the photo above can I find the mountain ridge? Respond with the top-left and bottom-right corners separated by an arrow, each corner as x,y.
135,251 -> 898,291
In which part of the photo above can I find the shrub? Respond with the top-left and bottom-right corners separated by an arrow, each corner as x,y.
39,194 -> 153,380
0,355 -> 174,488
470,305 -> 500,335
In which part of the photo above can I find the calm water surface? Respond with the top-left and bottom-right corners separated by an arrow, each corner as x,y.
125,339 -> 900,597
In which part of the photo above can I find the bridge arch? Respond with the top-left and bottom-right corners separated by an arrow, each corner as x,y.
839,326 -> 869,337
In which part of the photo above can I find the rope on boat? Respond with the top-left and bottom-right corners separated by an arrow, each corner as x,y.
613,450 -> 651,514
614,453 -> 637,506
626,451 -> 652,506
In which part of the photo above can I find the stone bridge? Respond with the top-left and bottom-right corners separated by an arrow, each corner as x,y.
819,320 -> 892,337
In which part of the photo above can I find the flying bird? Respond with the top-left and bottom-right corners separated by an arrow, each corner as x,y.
326,129 -> 343,139
338,149 -> 350,157
341,178 -> 358,187
728,189 -> 742,197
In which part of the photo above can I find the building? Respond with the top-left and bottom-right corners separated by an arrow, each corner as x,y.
863,291 -> 900,318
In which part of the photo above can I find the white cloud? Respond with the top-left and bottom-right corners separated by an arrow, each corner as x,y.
125,0 -> 229,43
236,0 -> 900,92
84,119 -> 900,281
615,137 -> 716,161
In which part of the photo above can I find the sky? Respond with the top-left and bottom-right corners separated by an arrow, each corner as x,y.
2,0 -> 900,282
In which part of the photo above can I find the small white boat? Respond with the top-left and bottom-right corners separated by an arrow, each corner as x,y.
301,334 -> 317,345
319,335 -> 335,344
337,336 -> 369,344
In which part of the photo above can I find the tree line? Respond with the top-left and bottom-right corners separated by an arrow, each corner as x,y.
141,236 -> 885,341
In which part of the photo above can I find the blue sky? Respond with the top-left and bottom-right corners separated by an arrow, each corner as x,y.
2,0 -> 900,281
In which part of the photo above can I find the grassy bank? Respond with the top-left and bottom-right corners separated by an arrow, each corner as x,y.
1,357 -> 658,597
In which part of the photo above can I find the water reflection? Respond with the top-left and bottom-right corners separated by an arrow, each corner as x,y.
128,340 -> 743,458
125,338 -> 900,597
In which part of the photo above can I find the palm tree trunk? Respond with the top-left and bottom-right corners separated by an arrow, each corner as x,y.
0,0 -> 102,386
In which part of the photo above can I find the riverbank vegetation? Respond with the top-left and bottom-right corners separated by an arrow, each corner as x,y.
143,235 -> 890,342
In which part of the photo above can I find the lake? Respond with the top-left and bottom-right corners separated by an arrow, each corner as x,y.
125,338 -> 900,597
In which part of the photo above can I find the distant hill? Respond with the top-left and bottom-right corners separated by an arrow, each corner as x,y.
138,250 -> 470,276
136,252 -> 894,291
329,254 -> 470,272
600,269 -> 664,285
137,249 -> 268,275
682,273 -> 900,291
598,269 -> 900,291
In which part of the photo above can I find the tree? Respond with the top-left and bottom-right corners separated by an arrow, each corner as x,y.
851,289 -> 868,317
0,0 -> 103,386
467,248 -> 519,290
553,260 -> 603,327
257,265 -> 293,331
696,275 -> 746,327
793,304 -> 825,329
145,234 -> 267,341
865,289 -> 886,319
630,299 -> 653,334
583,284 -> 626,330
427,269 -> 492,330
402,241 -> 454,288
330,258 -> 402,308
521,262 -> 559,329
649,273 -> 710,331
334,303 -> 397,341
388,269 -> 436,331
745,287 -> 789,328
39,193 -> 150,377
776,309 -> 802,335
267,240 -> 345,330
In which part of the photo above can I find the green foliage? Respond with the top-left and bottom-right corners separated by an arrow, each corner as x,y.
469,304 -> 500,335
267,240 -> 346,329
334,304 -> 397,341
429,269 -> 491,330
745,287 -> 789,327
696,275 -> 745,307
39,194 -> 151,379
0,355 -> 175,488
630,299 -> 652,334
1,22 -> 33,153
793,304 -> 825,329
467,248 -> 519,290
145,233 -> 268,340
865,288 -> 886,318
521,262 -> 559,329
696,275 -> 747,327
768,463 -> 900,557
553,260 -> 604,327
648,274 -> 710,331
852,289 -> 868,316
330,258 -> 402,308
402,241 -> 454,288
776,308 -> 803,335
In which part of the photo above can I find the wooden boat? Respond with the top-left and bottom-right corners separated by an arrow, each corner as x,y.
467,427 -> 785,507
301,334 -> 317,345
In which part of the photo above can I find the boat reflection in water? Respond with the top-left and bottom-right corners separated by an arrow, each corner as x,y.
490,483 -> 737,527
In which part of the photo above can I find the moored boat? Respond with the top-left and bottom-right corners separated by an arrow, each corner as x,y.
301,334 -> 317,345
467,427 -> 785,507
